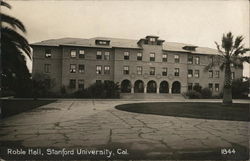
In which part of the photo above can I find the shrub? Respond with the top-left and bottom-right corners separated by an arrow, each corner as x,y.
232,78 -> 249,99
211,92 -> 223,99
103,81 -> 120,98
74,89 -> 89,98
193,84 -> 202,93
185,90 -> 202,99
201,88 -> 212,98
0,90 -> 15,97
31,73 -> 55,98
74,81 -> 120,98
61,85 -> 66,94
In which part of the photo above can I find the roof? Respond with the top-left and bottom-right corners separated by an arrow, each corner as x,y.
163,42 -> 218,55
31,37 -> 219,55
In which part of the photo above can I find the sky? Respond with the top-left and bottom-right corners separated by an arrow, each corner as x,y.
3,0 -> 250,76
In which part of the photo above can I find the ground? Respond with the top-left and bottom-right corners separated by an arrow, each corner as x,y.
0,99 -> 249,160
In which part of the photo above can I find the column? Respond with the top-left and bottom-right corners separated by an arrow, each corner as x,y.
169,87 -> 172,94
144,86 -> 147,93
156,87 -> 159,94
131,86 -> 134,94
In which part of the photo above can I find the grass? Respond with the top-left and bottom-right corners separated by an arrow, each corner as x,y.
1,99 -> 56,118
115,102 -> 250,121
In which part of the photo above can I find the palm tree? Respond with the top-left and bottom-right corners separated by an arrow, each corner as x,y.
205,32 -> 250,105
1,1 -> 32,96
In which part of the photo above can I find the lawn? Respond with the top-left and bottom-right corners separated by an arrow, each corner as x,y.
1,99 -> 56,118
115,102 -> 250,121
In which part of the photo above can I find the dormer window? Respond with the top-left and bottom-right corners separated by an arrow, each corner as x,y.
138,36 -> 164,46
150,37 -> 156,42
183,46 -> 198,51
100,41 -> 107,45
95,40 -> 110,46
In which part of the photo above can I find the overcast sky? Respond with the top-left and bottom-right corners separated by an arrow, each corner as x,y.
4,0 -> 250,76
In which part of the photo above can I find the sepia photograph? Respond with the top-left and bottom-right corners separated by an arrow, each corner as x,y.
0,0 -> 249,160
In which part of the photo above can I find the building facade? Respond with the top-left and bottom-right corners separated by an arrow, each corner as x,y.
31,35 -> 242,95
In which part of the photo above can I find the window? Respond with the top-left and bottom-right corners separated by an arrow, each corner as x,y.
124,52 -> 129,60
104,66 -> 110,74
69,79 -> 76,89
150,67 -> 155,75
45,49 -> 51,58
150,37 -> 156,42
95,40 -> 110,46
44,79 -> 51,88
70,64 -> 76,73
162,53 -> 168,62
96,65 -> 102,74
137,66 -> 142,75
96,51 -> 102,59
96,80 -> 102,84
208,83 -> 213,91
194,83 -> 199,87
188,56 -> 193,64
209,56 -> 213,63
188,70 -> 193,78
231,72 -> 235,79
162,67 -> 167,76
44,64 -> 51,73
194,70 -> 199,78
215,71 -> 220,78
123,66 -> 129,75
137,53 -> 142,61
70,50 -> 76,58
104,52 -> 110,60
79,65 -> 85,73
215,83 -> 219,92
79,50 -> 85,59
230,63 -> 234,68
209,70 -> 213,78
174,68 -> 179,76
78,80 -> 84,90
150,53 -> 155,61
104,80 -> 110,84
194,56 -> 200,65
188,83 -> 193,91
174,55 -> 180,63
99,41 -> 107,45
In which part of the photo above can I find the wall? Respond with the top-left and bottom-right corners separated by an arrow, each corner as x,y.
32,43 -> 243,95
61,46 -> 114,93
32,46 -> 62,92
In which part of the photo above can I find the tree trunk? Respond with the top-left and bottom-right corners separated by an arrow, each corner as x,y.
223,87 -> 232,105
223,63 -> 232,105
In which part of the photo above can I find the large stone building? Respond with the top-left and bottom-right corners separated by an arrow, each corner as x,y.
31,35 -> 242,95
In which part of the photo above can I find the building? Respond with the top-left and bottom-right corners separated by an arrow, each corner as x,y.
31,35 -> 242,95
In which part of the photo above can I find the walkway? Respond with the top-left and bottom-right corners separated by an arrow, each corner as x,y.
0,99 -> 249,159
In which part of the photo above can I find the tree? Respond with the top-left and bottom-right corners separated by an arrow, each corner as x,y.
205,32 -> 250,105
32,73 -> 55,98
232,77 -> 249,99
1,1 -> 31,96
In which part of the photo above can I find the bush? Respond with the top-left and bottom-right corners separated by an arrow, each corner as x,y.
61,85 -> 66,95
0,90 -> 15,97
201,88 -> 212,98
193,84 -> 202,93
74,81 -> 120,98
212,94 -> 223,99
185,90 -> 202,99
232,78 -> 249,99
74,89 -> 89,98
